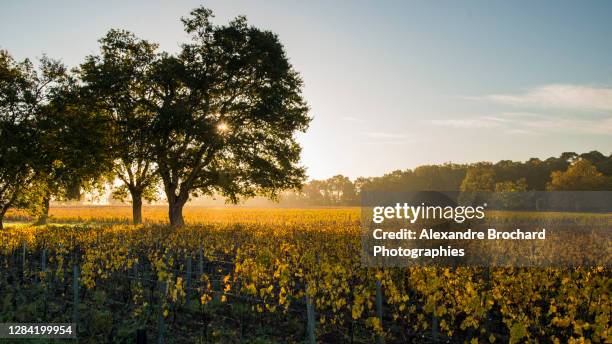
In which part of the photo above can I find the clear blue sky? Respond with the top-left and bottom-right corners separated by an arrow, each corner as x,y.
2,1 -> 612,180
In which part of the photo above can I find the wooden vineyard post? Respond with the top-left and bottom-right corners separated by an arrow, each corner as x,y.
431,300 -> 439,342
185,255 -> 192,291
211,280 -> 219,303
376,280 -> 384,344
305,283 -> 316,344
157,280 -> 167,344
73,264 -> 80,329
37,249 -> 43,284
133,256 -> 138,279
41,249 -> 46,274
133,253 -> 146,344
42,248 -> 48,318
136,329 -> 148,344
480,267 -> 492,335
198,244 -> 204,276
22,242 -> 26,280
11,248 -> 18,312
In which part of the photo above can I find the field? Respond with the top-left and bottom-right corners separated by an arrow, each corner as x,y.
4,205 -> 359,226
0,206 -> 610,343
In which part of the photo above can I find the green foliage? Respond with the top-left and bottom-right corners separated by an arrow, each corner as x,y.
494,178 -> 528,193
0,49 -> 113,227
461,163 -> 495,192
345,152 -> 612,204
290,175 -> 357,206
0,51 -> 38,225
36,64 -> 114,211
80,29 -> 161,224
359,163 -> 467,193
148,7 -> 311,225
0,51 -> 65,227
280,151 -> 612,206
493,178 -> 532,209
81,8 -> 312,226
547,159 -> 611,191
509,322 -> 528,343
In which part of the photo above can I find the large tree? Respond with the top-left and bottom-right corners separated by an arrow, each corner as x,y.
80,30 -> 161,224
0,51 -> 65,228
149,8 -> 310,226
34,68 -> 114,225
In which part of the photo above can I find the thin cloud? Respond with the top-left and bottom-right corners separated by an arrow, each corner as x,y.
341,116 -> 366,123
362,140 -> 412,145
470,84 -> 612,111
362,131 -> 425,145
519,116 -> 612,135
499,112 -> 546,118
366,132 -> 407,139
429,118 -> 502,129
506,128 -> 539,135
429,113 -> 612,135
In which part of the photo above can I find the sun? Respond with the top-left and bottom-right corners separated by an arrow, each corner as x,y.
217,122 -> 229,133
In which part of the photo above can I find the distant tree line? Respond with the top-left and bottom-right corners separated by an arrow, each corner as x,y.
280,151 -> 612,206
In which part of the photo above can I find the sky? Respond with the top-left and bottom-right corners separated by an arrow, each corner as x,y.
2,1 -> 612,180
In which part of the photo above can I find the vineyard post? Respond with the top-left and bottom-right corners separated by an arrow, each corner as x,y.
133,255 -> 138,278
55,243 -> 61,284
42,248 -> 49,319
127,248 -> 131,275
73,264 -> 80,329
37,248 -> 43,284
186,254 -> 192,291
483,267 -> 492,332
198,243 -> 204,276
41,249 -> 46,274
11,247 -> 18,312
21,241 -> 26,282
212,278 -> 220,303
157,280 -> 167,344
134,252 -> 145,344
136,329 -> 147,344
305,283 -> 316,344
431,303 -> 439,342
375,280 -> 384,344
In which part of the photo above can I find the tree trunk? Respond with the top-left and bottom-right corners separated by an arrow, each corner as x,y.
162,175 -> 189,227
35,194 -> 51,226
169,201 -> 186,227
67,178 -> 82,201
131,190 -> 143,225
0,206 -> 7,230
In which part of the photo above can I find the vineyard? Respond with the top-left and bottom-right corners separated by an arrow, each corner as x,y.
0,207 -> 610,343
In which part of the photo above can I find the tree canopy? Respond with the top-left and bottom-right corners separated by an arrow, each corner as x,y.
147,8 -> 310,225
547,159 -> 611,191
80,29 -> 161,224
34,65 -> 113,224
0,51 -> 41,229
0,51 -> 111,228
